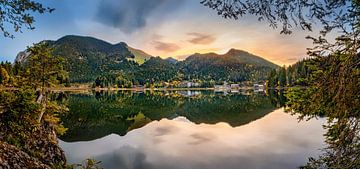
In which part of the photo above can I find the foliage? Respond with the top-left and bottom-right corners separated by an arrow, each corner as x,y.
127,46 -> 152,65
266,59 -> 312,88
18,35 -> 279,85
287,53 -> 360,169
50,35 -> 136,83
138,56 -> 178,83
22,41 -> 68,90
0,89 -> 67,167
202,0 -> 359,168
0,0 -> 54,38
286,7 -> 360,168
0,43 -> 70,167
181,49 -> 278,83
68,159 -> 103,169
278,66 -> 286,87
201,0 -> 349,34
0,66 -> 10,85
92,48 -> 279,88
0,90 -> 40,146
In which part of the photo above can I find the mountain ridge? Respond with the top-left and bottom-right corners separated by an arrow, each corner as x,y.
15,35 -> 279,83
185,48 -> 278,69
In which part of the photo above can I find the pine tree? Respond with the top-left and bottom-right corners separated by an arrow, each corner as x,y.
23,42 -> 67,91
0,67 -> 10,85
279,66 -> 287,87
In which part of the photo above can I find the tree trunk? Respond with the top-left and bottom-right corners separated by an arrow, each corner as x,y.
36,92 -> 47,123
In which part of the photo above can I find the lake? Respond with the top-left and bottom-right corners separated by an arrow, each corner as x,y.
58,90 -> 325,169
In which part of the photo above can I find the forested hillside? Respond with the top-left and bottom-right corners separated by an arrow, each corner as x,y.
14,35 -> 279,86
182,49 -> 278,82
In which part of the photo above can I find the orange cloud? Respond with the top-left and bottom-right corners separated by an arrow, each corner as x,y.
152,40 -> 180,53
187,32 -> 216,45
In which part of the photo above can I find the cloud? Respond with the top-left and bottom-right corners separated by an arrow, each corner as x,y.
187,32 -> 216,45
151,33 -> 164,41
95,0 -> 183,33
287,58 -> 299,61
154,126 -> 178,137
152,41 -> 180,53
188,133 -> 214,145
96,145 -> 156,169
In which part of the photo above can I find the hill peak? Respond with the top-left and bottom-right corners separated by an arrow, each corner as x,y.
226,48 -> 249,55
185,48 -> 279,69
56,35 -> 128,46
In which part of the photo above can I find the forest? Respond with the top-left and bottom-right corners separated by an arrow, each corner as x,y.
0,0 -> 359,168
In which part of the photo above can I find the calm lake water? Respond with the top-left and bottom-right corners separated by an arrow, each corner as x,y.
58,90 -> 325,169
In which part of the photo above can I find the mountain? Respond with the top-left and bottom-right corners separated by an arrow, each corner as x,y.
184,49 -> 278,69
47,35 -> 141,83
15,35 -> 151,83
15,35 -> 279,84
138,56 -> 178,82
165,57 -> 178,64
126,46 -> 152,65
181,49 -> 279,82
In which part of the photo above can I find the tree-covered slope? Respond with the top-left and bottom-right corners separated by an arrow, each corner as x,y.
126,46 -> 152,65
138,56 -> 178,83
15,35 -> 279,84
181,49 -> 279,82
48,35 -> 137,83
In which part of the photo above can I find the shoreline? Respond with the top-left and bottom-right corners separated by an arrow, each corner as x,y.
0,87 -> 256,91
0,86 -> 302,92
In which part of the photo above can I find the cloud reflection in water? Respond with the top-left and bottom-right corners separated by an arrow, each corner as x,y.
60,109 -> 325,169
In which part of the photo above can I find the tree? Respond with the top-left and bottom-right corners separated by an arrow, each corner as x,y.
266,69 -> 278,88
19,42 -> 68,124
278,66 -> 287,87
0,0 -> 54,38
202,0 -> 360,168
286,53 -> 359,168
0,66 -> 10,85
0,42 -> 69,167
24,41 -> 67,91
201,0 -> 350,34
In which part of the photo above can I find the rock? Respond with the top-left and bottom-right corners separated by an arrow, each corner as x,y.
14,50 -> 31,63
0,141 -> 51,169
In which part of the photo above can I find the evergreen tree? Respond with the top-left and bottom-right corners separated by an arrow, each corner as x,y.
279,66 -> 287,87
266,69 -> 278,88
23,42 -> 67,91
0,67 -> 10,85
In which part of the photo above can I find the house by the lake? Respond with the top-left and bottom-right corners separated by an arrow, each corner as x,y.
253,83 -> 265,92
178,81 -> 200,88
214,82 -> 231,91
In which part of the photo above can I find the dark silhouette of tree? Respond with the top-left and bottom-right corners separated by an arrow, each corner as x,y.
0,0 -> 54,38
278,66 -> 287,87
201,0 -> 349,34
202,0 -> 360,168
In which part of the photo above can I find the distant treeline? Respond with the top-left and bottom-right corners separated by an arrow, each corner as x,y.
266,59 -> 312,88
86,56 -> 274,88
10,36 -> 279,88
0,60 -> 70,88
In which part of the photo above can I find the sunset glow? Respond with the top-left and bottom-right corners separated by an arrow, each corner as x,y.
0,0 -> 321,66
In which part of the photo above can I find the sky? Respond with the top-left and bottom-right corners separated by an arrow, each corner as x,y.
0,0 -> 323,65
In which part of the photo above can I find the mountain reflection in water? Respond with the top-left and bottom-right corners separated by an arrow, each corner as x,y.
58,90 -> 324,169
59,90 -> 283,142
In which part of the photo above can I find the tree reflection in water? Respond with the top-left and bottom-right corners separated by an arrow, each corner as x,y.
58,90 -> 285,142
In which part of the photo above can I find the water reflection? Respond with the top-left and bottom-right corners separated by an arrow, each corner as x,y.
58,90 -> 325,168
59,90 -> 281,142
59,109 -> 325,169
